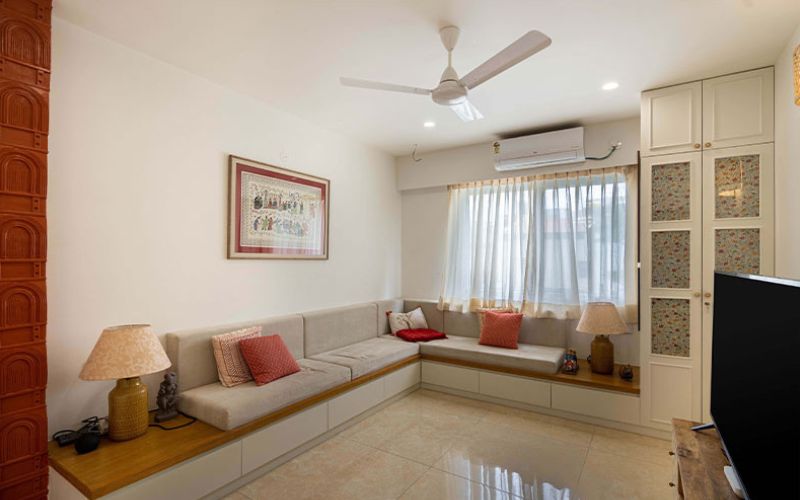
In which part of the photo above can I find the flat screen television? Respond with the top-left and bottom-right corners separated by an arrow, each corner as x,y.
711,272 -> 800,499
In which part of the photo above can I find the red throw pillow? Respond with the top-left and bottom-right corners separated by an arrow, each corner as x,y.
479,311 -> 522,349
395,328 -> 447,342
238,335 -> 301,385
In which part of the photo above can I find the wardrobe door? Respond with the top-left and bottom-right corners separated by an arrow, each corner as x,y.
640,152 -> 704,430
641,82 -> 702,157
702,67 -> 774,150
701,144 -> 774,421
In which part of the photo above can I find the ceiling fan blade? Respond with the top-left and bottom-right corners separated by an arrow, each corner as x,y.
459,30 -> 551,90
449,99 -> 483,122
340,77 -> 431,95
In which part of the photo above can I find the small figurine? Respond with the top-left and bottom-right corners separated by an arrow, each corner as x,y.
155,371 -> 179,422
619,364 -> 634,381
562,349 -> 579,375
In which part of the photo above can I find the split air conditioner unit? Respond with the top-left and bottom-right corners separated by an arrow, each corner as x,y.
493,126 -> 585,171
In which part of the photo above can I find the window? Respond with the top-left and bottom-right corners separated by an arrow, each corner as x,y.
440,166 -> 637,320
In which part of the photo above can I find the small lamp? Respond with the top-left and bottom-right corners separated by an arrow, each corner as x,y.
576,302 -> 627,375
79,324 -> 171,441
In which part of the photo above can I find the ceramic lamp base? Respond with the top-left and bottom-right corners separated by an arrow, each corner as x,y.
590,335 -> 615,374
108,377 -> 149,441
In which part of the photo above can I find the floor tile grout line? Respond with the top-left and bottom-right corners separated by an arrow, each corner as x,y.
393,464 -> 432,499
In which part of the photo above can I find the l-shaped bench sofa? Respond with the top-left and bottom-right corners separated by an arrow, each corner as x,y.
50,298 -> 645,500
167,299 -> 567,431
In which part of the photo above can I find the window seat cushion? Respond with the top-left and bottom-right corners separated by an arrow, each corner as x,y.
179,358 -> 350,431
308,337 -> 419,379
419,335 -> 565,375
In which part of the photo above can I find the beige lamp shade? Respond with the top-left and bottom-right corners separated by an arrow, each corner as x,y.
576,302 -> 627,335
79,324 -> 171,380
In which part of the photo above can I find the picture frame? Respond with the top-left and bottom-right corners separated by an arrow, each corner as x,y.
228,155 -> 330,259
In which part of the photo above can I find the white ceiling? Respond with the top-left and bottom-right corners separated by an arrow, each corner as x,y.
55,0 -> 800,156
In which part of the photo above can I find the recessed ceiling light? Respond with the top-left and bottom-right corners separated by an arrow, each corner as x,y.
423,121 -> 436,128
602,81 -> 619,91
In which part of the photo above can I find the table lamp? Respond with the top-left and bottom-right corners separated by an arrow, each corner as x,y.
576,302 -> 627,374
79,324 -> 171,441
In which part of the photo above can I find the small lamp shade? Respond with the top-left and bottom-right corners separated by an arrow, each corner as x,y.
79,324 -> 171,380
576,302 -> 627,335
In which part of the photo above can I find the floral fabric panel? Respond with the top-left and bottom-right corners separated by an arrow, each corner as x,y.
652,231 -> 691,289
651,298 -> 691,357
715,155 -> 760,219
715,228 -> 760,274
651,162 -> 691,222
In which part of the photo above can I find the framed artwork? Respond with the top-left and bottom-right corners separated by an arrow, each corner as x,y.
228,155 -> 329,259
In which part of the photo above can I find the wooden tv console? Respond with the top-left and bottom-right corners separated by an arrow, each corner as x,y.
671,419 -> 738,499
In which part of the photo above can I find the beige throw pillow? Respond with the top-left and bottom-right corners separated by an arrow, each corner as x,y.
387,307 -> 429,334
211,326 -> 262,387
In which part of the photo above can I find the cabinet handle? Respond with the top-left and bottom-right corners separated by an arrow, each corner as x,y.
704,292 -> 712,298
669,451 -> 675,456
669,482 -> 676,488
704,142 -> 712,148
693,143 -> 701,149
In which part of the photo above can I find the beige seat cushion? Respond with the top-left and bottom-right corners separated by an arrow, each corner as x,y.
179,359 -> 350,431
419,335 -> 564,375
308,337 -> 419,379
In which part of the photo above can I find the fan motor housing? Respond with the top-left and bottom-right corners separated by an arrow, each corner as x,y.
432,80 -> 467,106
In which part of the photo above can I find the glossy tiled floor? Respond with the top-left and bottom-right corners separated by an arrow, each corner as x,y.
226,389 -> 674,500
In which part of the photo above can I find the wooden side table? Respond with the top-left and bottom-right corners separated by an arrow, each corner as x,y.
671,419 -> 738,499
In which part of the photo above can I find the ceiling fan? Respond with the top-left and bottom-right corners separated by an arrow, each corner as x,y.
340,26 -> 551,122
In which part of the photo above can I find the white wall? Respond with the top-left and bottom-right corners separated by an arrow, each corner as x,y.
775,24 -> 800,280
47,19 -> 401,433
398,118 -> 640,364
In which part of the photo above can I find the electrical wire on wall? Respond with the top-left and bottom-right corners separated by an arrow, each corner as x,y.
586,141 -> 623,161
411,144 -> 423,162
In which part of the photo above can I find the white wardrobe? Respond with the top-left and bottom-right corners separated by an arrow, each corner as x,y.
639,67 -> 774,430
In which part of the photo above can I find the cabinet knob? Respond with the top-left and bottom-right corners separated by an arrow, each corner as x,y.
692,292 -> 701,298
704,292 -> 712,298
669,482 -> 676,488
704,142 -> 712,148
669,451 -> 675,456
693,143 -> 701,149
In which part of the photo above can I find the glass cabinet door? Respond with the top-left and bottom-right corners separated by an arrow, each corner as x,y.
701,143 -> 774,421
640,153 -> 703,428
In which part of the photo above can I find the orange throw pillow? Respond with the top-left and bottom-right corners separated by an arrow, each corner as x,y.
239,335 -> 301,385
479,311 -> 523,349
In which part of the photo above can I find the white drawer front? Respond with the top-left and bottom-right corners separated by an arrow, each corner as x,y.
551,384 -> 640,425
479,371 -> 551,407
384,361 -> 420,398
241,403 -> 328,474
104,441 -> 241,500
421,361 -> 479,393
329,379 -> 384,428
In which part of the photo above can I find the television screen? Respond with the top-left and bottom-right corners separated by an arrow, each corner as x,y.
711,272 -> 800,499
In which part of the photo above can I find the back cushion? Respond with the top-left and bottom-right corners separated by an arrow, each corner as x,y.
165,314 -> 304,392
376,298 -> 404,335
303,303 -> 378,357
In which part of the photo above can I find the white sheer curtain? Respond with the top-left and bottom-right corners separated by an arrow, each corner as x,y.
439,166 -> 637,320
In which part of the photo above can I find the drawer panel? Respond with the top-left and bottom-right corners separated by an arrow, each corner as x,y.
105,441 -> 241,500
479,371 -> 551,407
384,362 -> 420,398
329,379 -> 383,428
421,361 -> 478,393
551,384 -> 640,425
242,403 -> 328,474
